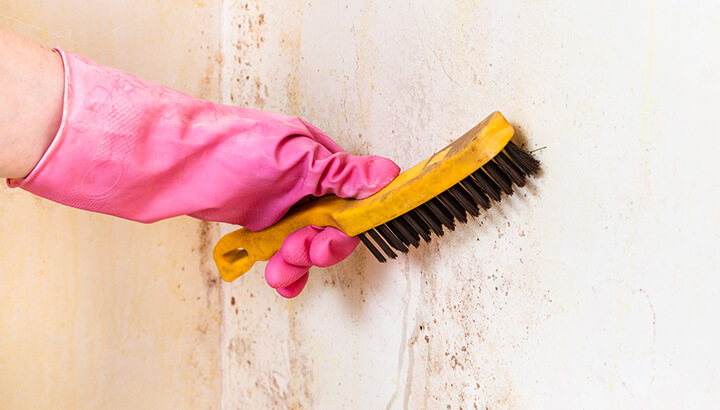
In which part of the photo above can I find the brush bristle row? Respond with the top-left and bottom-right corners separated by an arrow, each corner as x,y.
359,141 -> 539,262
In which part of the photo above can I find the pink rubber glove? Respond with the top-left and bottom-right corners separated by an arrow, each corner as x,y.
8,48 -> 399,297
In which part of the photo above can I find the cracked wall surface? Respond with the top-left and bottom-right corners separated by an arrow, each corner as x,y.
0,1 -> 223,408
220,1 -> 720,409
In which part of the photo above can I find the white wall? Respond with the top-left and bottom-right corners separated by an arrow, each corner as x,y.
220,1 -> 720,408
2,1 -> 718,408
0,1 -> 223,408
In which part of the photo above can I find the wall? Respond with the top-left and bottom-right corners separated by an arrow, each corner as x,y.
2,1 -> 717,409
220,0 -> 720,409
0,1 -> 222,409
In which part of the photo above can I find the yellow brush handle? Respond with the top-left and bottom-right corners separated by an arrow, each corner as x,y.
213,195 -> 349,282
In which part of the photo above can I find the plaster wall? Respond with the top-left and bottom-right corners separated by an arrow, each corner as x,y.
2,1 -> 718,409
220,1 -> 720,409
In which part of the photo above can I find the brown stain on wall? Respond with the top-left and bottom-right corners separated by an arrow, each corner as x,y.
226,302 -> 315,408
197,221 -> 220,308
397,215 -> 530,408
229,2 -> 272,109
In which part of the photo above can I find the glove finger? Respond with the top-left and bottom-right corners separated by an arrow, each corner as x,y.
280,225 -> 323,267
276,272 -> 310,299
316,154 -> 401,200
265,225 -> 321,293
309,227 -> 360,267
265,251 -> 310,290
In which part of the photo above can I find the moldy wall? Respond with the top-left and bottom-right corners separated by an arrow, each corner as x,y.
2,1 -> 718,409
220,1 -> 720,409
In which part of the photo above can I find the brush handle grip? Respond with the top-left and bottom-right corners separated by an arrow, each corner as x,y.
213,196 -> 346,282
213,228 -> 263,282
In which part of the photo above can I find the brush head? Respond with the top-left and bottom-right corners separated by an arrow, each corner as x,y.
357,140 -> 540,262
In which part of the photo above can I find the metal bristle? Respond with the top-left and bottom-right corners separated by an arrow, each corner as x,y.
403,212 -> 432,243
448,185 -> 480,217
482,161 -> 514,195
459,179 -> 491,210
494,151 -> 526,187
359,141 -> 540,262
426,198 -> 455,231
504,141 -> 540,175
437,191 -> 468,224
389,218 -> 421,248
367,228 -> 397,259
471,170 -> 502,201
376,224 -> 408,253
358,232 -> 386,263
415,205 -> 444,237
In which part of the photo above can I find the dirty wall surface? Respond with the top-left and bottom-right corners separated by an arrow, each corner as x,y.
2,1 -> 716,409
220,1 -> 720,409
0,1 -> 223,408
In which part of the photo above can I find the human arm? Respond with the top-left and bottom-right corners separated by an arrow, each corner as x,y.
0,27 -> 64,179
1,31 -> 399,297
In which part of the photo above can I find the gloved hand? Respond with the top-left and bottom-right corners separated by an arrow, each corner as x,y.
8,48 -> 400,297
